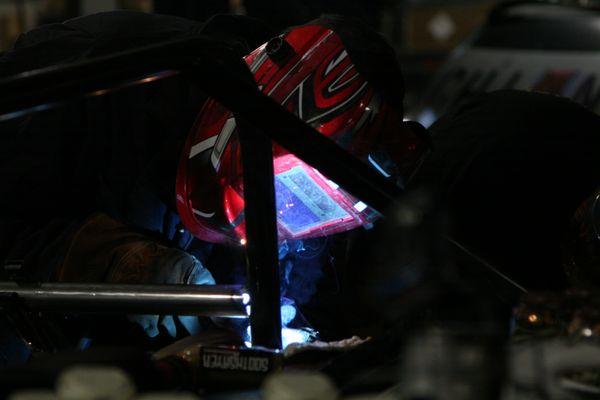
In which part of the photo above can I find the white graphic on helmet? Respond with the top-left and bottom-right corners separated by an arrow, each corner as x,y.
328,64 -> 360,93
306,82 -> 368,124
281,76 -> 310,120
189,135 -> 218,159
193,208 -> 216,218
211,117 -> 237,171
325,49 -> 348,76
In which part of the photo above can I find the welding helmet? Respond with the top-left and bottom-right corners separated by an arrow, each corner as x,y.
176,16 -> 429,244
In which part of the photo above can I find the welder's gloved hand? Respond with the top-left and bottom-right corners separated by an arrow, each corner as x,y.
57,213 -> 215,338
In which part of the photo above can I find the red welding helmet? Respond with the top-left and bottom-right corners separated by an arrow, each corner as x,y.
176,16 -> 428,245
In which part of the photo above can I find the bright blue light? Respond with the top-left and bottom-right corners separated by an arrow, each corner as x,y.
242,293 -> 251,305
282,328 -> 312,348
275,166 -> 349,235
281,304 -> 297,326
417,108 -> 437,128
246,326 -> 252,347
245,302 -> 311,349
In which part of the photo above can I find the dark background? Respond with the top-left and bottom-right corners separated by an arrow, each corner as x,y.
0,0 -> 504,107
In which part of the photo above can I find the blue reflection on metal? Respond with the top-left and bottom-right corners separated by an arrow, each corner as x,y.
77,337 -> 92,351
0,103 -> 56,122
368,154 -> 392,178
242,293 -> 251,305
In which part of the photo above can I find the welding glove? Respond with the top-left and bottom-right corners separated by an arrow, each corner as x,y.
57,213 -> 215,338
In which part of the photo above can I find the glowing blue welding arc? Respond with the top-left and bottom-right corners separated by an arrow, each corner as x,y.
245,303 -> 309,348
242,292 -> 251,305
281,304 -> 297,326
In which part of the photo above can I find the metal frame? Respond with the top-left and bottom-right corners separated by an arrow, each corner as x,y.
0,282 -> 249,317
0,37 -> 401,349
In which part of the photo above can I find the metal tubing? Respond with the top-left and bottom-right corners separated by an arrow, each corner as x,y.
0,282 -> 249,318
238,121 -> 282,349
0,37 -> 222,116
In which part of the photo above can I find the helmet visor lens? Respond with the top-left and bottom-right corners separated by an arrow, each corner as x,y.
275,165 -> 352,236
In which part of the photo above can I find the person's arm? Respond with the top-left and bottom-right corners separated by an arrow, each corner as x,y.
57,213 -> 215,337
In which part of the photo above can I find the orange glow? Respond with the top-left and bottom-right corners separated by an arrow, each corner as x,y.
528,314 -> 539,323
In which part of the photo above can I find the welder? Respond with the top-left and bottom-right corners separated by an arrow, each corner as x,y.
0,10 -> 430,365
2,7 -> 600,373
